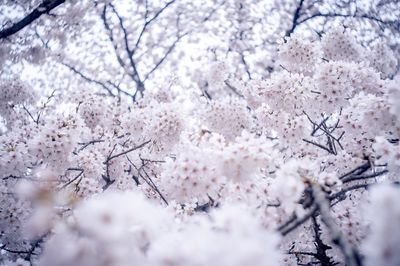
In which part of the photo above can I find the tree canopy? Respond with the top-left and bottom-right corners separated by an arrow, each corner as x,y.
1,1 -> 400,266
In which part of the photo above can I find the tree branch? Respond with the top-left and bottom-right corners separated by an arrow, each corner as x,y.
285,0 -> 305,37
0,0 -> 66,39
312,184 -> 362,266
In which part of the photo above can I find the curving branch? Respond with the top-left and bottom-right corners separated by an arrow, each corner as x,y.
285,0 -> 400,37
285,0 -> 305,37
143,33 -> 186,81
133,0 -> 176,52
278,163 -> 389,237
62,62 -> 135,100
312,184 -> 362,266
0,0 -> 66,39
297,12 -> 400,32
62,62 -> 115,97
99,0 -> 184,100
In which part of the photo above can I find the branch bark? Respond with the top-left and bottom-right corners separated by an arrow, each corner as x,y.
0,0 -> 66,39
312,184 -> 362,266
285,0 -> 305,37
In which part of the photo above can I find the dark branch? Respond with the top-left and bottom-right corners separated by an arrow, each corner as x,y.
133,0 -> 176,52
107,140 -> 151,161
63,63 -> 115,96
0,0 -> 66,39
312,184 -> 362,266
143,33 -> 186,81
298,12 -> 399,32
285,0 -> 305,37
